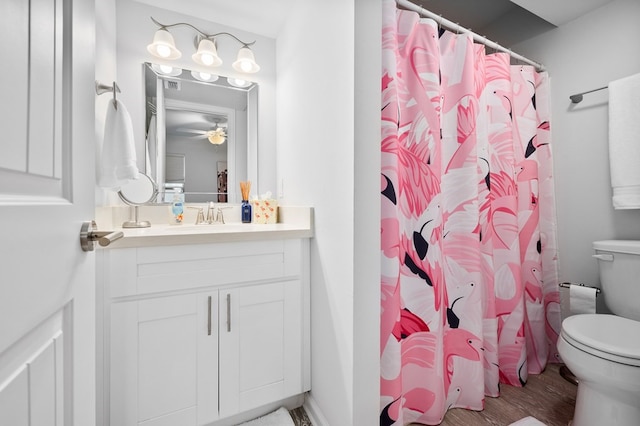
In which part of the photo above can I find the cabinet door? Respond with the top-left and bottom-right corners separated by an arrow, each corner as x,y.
219,281 -> 303,418
110,292 -> 218,426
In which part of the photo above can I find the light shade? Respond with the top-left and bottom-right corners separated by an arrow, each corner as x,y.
232,46 -> 260,73
192,38 -> 222,67
207,128 -> 226,145
147,29 -> 181,60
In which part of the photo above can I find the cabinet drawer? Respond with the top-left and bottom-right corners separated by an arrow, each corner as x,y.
106,239 -> 304,298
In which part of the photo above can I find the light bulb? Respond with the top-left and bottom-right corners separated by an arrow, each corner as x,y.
200,72 -> 211,80
160,64 -> 173,74
240,60 -> 253,73
156,44 -> 171,58
201,54 -> 214,66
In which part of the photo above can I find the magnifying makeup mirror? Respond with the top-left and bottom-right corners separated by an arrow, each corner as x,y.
118,173 -> 158,228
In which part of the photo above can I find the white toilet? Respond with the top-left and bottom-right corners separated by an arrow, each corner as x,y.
558,240 -> 640,426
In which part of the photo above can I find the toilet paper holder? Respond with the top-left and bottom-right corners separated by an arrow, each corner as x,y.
559,282 -> 601,295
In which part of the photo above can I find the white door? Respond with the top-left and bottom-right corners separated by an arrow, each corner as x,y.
0,0 -> 96,425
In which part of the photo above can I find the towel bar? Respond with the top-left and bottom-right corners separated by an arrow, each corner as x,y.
569,85 -> 607,103
95,80 -> 121,109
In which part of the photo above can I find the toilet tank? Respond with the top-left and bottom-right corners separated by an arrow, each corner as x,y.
593,240 -> 640,321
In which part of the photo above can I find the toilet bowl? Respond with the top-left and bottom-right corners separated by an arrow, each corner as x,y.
558,240 -> 640,426
558,314 -> 640,425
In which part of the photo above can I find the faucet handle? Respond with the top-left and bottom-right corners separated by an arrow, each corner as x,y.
188,206 -> 206,225
215,207 -> 225,224
215,206 -> 233,224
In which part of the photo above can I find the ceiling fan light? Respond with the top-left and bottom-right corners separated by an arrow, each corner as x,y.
192,38 -> 222,67
232,46 -> 260,73
208,130 -> 226,145
147,29 -> 182,60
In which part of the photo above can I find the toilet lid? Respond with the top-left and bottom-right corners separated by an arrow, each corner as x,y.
561,314 -> 640,367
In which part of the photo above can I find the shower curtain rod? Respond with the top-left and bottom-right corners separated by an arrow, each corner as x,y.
395,0 -> 545,72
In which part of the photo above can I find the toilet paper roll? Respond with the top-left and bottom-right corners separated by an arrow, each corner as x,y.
569,285 -> 597,314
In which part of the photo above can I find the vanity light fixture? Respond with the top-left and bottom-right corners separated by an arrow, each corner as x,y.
147,17 -> 260,74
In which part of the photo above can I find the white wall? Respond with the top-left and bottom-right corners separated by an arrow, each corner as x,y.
111,0 -> 277,204
276,1 -> 357,424
353,0 -> 382,424
514,0 -> 640,299
95,0 -> 117,207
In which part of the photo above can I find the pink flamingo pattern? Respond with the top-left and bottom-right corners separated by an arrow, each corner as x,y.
381,1 -> 561,424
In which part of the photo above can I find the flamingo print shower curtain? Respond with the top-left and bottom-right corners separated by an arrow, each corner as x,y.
380,1 -> 562,424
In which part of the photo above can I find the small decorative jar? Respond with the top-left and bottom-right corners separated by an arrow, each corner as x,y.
241,200 -> 252,223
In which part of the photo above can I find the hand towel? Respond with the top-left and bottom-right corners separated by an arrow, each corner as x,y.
99,99 -> 139,189
609,73 -> 640,209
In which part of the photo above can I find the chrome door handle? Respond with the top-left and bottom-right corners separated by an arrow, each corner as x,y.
80,220 -> 124,251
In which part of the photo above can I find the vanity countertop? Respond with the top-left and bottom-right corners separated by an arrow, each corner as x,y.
98,206 -> 313,248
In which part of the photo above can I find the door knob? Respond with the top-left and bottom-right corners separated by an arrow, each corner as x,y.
80,220 -> 124,252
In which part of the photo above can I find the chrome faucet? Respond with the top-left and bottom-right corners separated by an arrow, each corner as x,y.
206,202 -> 216,224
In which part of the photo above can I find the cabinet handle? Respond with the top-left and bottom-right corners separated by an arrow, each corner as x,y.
226,293 -> 231,332
207,296 -> 212,336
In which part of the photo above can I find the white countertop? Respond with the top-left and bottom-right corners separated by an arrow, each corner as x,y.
97,206 -> 313,249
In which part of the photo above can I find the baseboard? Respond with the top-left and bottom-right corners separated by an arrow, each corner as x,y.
303,393 -> 329,426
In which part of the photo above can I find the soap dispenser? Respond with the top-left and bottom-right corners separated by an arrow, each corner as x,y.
170,188 -> 184,224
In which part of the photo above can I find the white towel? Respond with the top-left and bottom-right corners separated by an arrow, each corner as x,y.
99,99 -> 139,189
609,73 -> 640,209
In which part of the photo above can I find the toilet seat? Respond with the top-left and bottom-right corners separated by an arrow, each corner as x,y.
561,314 -> 640,367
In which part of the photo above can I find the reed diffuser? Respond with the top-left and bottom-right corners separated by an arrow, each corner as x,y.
240,181 -> 252,223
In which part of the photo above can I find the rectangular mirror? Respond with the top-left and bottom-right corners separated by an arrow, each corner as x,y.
144,62 -> 258,203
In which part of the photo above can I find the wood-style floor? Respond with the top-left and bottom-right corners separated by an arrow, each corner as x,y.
436,363 -> 577,426
292,363 -> 576,426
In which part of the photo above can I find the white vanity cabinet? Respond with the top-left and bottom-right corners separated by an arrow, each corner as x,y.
98,237 -> 310,426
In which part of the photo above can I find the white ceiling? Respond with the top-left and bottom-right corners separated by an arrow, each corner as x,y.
510,0 -> 616,26
135,0 -> 616,43
400,0 -> 616,46
132,0 -> 294,38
